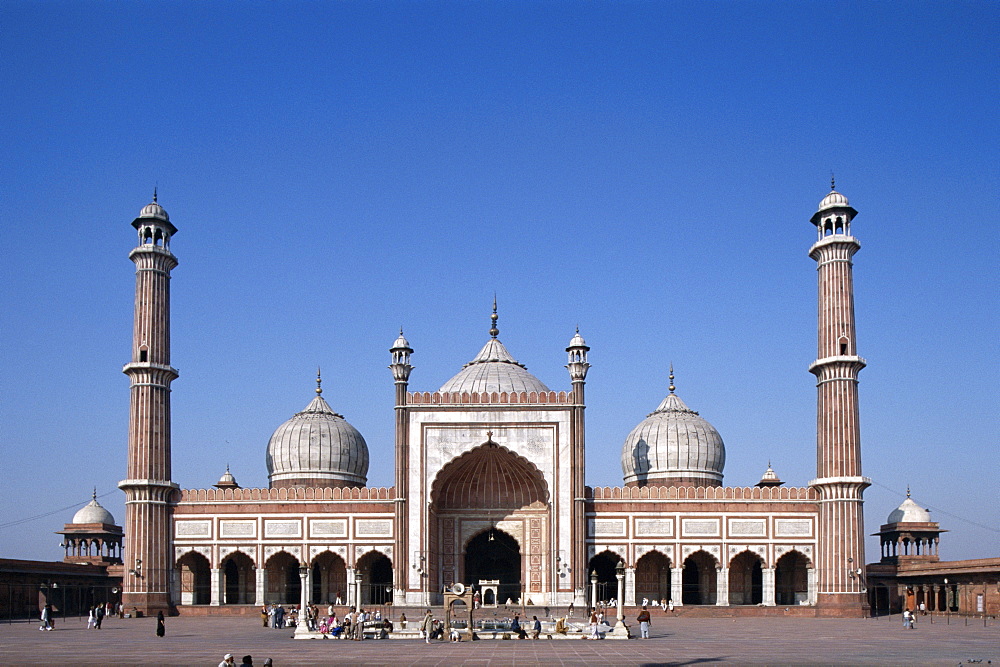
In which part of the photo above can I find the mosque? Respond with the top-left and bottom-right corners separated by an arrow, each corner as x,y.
111,186 -> 875,618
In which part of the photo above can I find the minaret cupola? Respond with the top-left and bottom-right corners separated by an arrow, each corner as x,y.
565,327 -> 590,383
389,328 -> 413,382
132,189 -> 177,250
810,177 -> 858,239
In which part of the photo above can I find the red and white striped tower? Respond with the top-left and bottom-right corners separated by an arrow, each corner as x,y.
118,191 -> 179,615
807,182 -> 871,616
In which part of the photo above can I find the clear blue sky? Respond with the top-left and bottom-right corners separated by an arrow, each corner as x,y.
2,1 -> 997,563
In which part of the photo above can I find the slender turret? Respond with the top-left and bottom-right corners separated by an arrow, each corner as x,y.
807,182 -> 871,616
565,327 -> 590,604
118,192 -> 179,615
389,328 -> 413,605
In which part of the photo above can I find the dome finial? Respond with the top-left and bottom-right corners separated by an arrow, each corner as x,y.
830,173 -> 836,191
906,485 -> 911,498
489,294 -> 499,339
316,367 -> 323,395
668,363 -> 676,394
92,487 -> 97,501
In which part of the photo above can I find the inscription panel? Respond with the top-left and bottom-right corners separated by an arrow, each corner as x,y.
775,519 -> 812,537
635,518 -> 674,537
310,519 -> 347,538
355,519 -> 393,537
175,520 -> 211,538
265,520 -> 302,538
729,519 -> 767,537
220,520 -> 256,538
590,519 -> 626,537
682,519 -> 720,537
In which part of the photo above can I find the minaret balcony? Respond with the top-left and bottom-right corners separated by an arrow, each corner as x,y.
808,355 -> 867,376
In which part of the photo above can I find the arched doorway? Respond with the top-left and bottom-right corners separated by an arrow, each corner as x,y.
176,551 -> 211,605
588,551 -> 622,605
635,550 -> 671,605
430,438 -> 549,603
466,529 -> 521,605
311,551 -> 347,605
728,551 -> 763,605
775,550 -> 809,606
357,551 -> 392,605
222,551 -> 255,604
265,551 -> 301,605
682,550 -> 718,605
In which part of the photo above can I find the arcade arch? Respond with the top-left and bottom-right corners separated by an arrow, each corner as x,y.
728,551 -> 763,605
682,550 -> 718,605
357,550 -> 393,605
265,551 -> 301,605
222,551 -> 255,604
176,551 -> 211,605
635,550 -> 671,605
311,551 -> 347,606
588,550 -> 623,605
775,550 -> 810,606
465,528 -> 521,605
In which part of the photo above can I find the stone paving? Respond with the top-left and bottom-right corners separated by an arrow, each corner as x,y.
0,613 -> 996,665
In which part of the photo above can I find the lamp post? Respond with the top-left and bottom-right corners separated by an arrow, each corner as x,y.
615,561 -> 625,631
355,569 -> 364,614
590,570 -> 598,612
294,565 -> 311,638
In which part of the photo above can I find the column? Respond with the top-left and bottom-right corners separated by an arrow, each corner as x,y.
716,568 -> 729,606
671,568 -> 684,606
625,567 -> 636,607
210,568 -> 221,606
762,567 -> 776,606
255,568 -> 266,606
346,568 -> 356,609
807,568 -> 817,606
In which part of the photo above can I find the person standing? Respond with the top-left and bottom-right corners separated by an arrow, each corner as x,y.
155,610 -> 165,637
95,603 -> 105,629
637,606 -> 651,639
261,605 -> 269,628
421,609 -> 433,644
87,606 -> 97,630
902,609 -> 912,629
589,608 -> 599,639
399,612 -> 407,629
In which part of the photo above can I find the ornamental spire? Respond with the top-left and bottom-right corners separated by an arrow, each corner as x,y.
668,363 -> 676,394
316,367 -> 323,395
489,295 -> 499,339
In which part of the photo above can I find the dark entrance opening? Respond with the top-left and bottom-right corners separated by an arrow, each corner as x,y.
465,529 -> 521,605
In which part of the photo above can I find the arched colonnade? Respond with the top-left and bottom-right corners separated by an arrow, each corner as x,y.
173,548 -> 392,607
587,548 -> 815,607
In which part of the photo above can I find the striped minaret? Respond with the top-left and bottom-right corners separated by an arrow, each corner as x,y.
807,181 -> 871,616
119,191 -> 179,615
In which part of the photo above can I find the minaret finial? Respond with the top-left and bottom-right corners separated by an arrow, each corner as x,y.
668,363 -> 675,394
153,186 -> 158,203
830,173 -> 836,191
489,295 -> 499,339
316,367 -> 323,395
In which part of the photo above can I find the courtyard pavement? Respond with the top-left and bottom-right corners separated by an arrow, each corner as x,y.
0,613 -> 996,666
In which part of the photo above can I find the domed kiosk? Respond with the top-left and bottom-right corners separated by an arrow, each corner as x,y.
621,368 -> 726,487
58,490 -> 123,565
266,372 -> 369,489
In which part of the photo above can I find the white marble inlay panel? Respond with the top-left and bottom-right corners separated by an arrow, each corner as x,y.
310,520 -> 347,537
590,519 -> 626,537
635,518 -> 674,537
356,519 -> 392,537
220,520 -> 256,538
729,519 -> 767,537
265,520 -> 301,538
175,520 -> 211,537
682,519 -> 720,537
775,519 -> 812,537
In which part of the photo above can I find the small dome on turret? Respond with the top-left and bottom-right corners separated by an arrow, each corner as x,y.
72,491 -> 116,525
567,328 -> 588,349
755,463 -> 784,487
817,189 -> 850,211
887,492 -> 932,523
214,466 -> 239,489
139,190 -> 169,221
390,329 -> 411,351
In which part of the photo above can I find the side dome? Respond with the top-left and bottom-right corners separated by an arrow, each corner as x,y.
266,378 -> 368,489
72,491 -> 116,525
887,496 -> 932,524
621,378 -> 725,487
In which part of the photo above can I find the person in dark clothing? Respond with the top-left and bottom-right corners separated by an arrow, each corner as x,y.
95,604 -> 105,629
155,610 -> 165,637
510,614 -> 526,639
240,657 -> 253,666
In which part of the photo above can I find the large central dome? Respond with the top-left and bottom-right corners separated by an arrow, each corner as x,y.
439,304 -> 549,394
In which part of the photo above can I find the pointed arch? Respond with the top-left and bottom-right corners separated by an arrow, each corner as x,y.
176,551 -> 211,605
775,549 -> 811,606
728,550 -> 764,605
311,550 -> 347,605
635,550 -> 672,605
682,550 -> 718,605
431,442 -> 548,511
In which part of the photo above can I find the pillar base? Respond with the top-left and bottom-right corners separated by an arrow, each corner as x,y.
814,592 -> 869,618
121,592 -> 175,617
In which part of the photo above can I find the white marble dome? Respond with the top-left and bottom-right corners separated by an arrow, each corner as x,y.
139,197 -> 169,221
887,496 -> 932,523
817,189 -> 850,212
439,338 -> 550,394
621,389 -> 726,487
266,388 -> 368,488
72,493 -> 116,525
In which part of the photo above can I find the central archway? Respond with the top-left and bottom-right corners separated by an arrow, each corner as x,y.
465,529 -> 521,605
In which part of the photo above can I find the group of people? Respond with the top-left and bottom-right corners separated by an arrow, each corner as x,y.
902,609 -> 918,629
85,602 -> 113,629
261,604 -> 293,629
218,655 -> 272,666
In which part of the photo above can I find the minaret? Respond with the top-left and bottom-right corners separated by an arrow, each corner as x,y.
807,181 -> 871,616
389,328 -> 413,606
118,191 -> 179,615
565,327 -> 590,604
